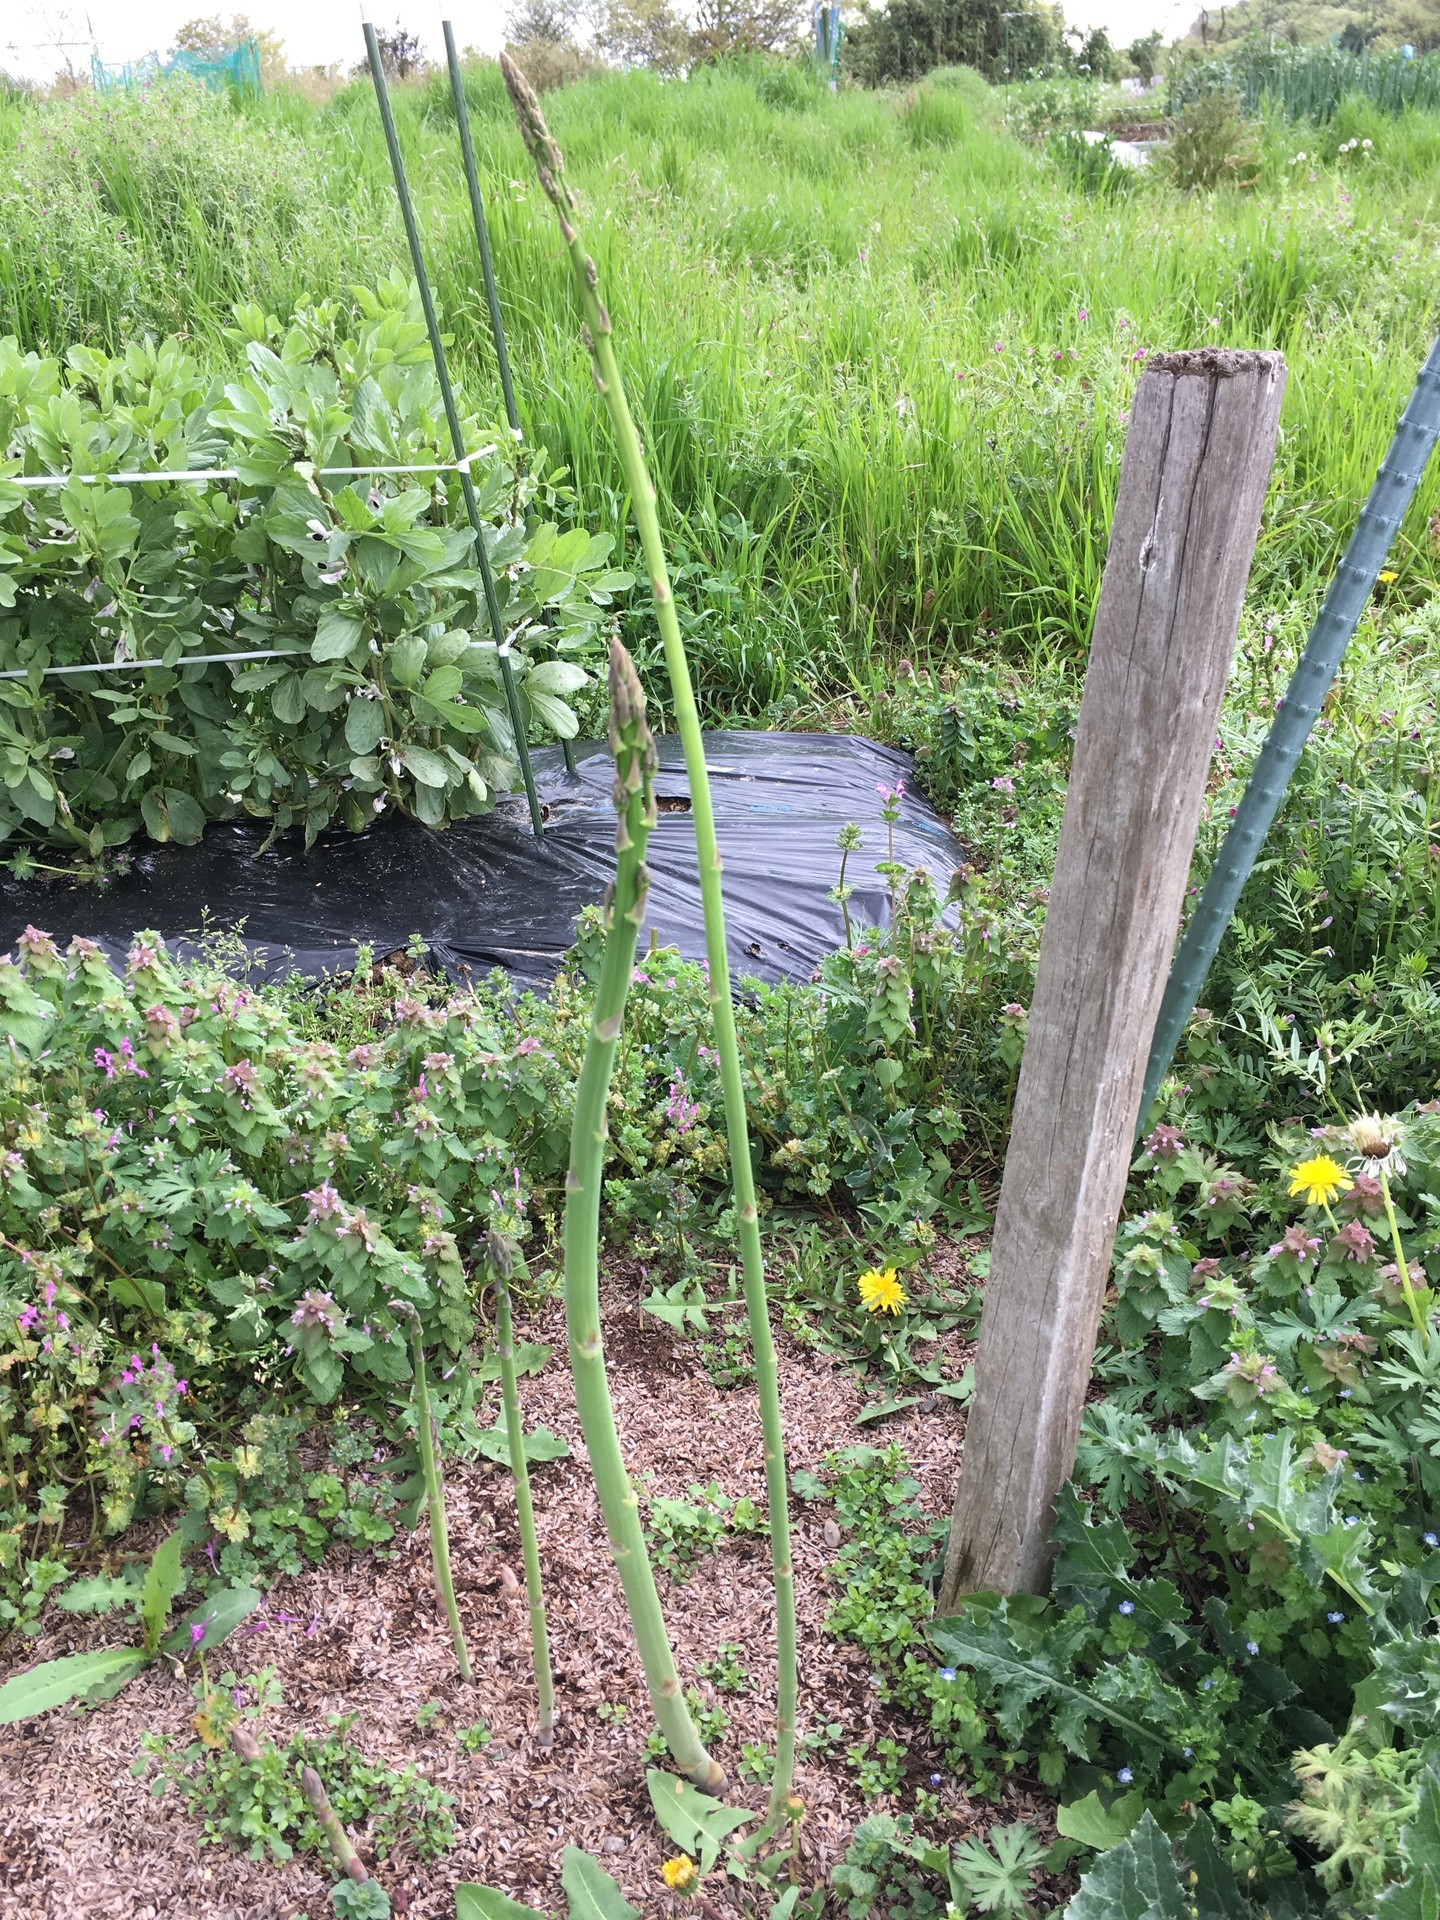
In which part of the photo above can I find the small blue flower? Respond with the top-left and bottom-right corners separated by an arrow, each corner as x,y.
1339,1388 -> 1352,1398
1117,1601 -> 1135,1616
1182,1747 -> 1193,1759
929,1773 -> 943,1787
1246,1640 -> 1259,1655
1116,1767 -> 1134,1785
1327,1611 -> 1345,1624
937,1667 -> 956,1683
1201,1677 -> 1214,1690
1425,1532 -> 1439,1548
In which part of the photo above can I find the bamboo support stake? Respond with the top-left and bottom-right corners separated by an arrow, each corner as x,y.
502,54 -> 798,1829
563,639 -> 723,1792
488,1230 -> 556,1740
440,20 -> 577,780
936,348 -> 1286,1606
362,23 -> 545,839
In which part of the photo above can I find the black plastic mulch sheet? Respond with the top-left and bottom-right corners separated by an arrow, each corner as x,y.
0,732 -> 963,990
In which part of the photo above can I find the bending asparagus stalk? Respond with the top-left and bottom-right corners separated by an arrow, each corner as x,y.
409,1316 -> 472,1681
487,1228 -> 556,1740
562,638 -> 723,1791
500,56 -> 797,1832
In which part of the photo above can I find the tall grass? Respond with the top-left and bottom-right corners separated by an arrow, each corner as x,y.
2,60 -> 1438,711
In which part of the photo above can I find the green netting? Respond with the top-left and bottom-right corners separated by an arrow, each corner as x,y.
91,41 -> 261,96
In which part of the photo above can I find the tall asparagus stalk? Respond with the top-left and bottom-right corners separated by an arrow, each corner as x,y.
501,55 -> 798,1835
563,639 -> 723,1792
409,1316 -> 472,1682
487,1229 -> 556,1740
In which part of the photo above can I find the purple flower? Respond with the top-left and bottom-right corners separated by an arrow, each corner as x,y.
189,1623 -> 206,1648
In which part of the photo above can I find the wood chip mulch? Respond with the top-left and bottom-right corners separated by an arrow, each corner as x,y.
0,1240 -> 1058,1919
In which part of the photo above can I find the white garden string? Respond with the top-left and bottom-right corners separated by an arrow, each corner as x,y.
6,453 -> 495,489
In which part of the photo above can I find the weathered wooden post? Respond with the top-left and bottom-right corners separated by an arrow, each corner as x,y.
936,348 -> 1286,1606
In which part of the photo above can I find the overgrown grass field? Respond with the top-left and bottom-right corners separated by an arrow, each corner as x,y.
3,61 -> 1439,715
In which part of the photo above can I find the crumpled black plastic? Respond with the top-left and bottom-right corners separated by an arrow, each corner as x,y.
0,732 -> 963,989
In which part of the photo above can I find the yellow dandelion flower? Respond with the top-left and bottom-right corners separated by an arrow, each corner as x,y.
1378,570 -> 1398,584
858,1266 -> 905,1314
662,1854 -> 697,1890
1288,1154 -> 1353,1209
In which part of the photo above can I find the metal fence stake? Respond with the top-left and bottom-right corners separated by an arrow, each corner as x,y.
1137,330 -> 1440,1131
442,21 -> 578,779
364,22 -> 544,837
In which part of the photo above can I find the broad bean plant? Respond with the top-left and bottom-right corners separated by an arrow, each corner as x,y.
0,271 -> 629,855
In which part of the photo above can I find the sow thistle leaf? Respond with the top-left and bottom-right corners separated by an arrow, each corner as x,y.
931,1608 -> 1182,1758
646,1769 -> 752,1871
1376,1746 -> 1440,1920
1064,1811 -> 1187,1920
560,1847 -> 640,1920
474,1341 -> 552,1383
55,1571 -> 144,1616
0,1647 -> 150,1724
475,1423 -> 570,1470
1377,1629 -> 1440,1734
140,1531 -> 185,1653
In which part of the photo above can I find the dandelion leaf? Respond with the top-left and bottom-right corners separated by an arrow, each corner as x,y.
0,1647 -> 150,1723
455,1888 -> 552,1920
559,1847 -> 640,1920
646,1768 -> 751,1871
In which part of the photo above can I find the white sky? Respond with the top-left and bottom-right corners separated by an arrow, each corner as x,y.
3,0 -> 1193,86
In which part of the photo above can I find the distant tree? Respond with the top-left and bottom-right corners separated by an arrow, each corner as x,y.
844,0 -> 1063,85
504,0 -> 587,42
596,0 -> 694,72
1069,23 -> 1119,76
689,0 -> 810,58
173,12 -> 287,85
1126,27 -> 1164,78
371,21 -> 425,77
